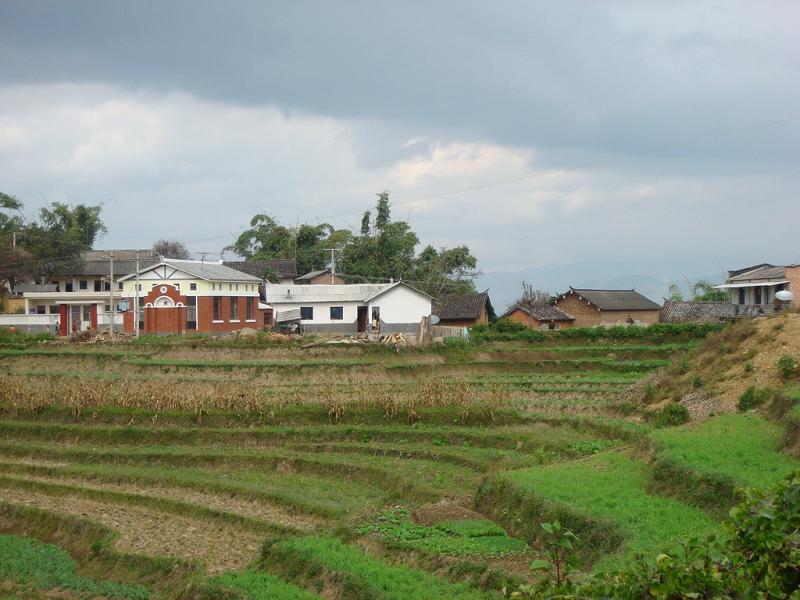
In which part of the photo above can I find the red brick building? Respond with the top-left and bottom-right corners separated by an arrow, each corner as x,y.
119,259 -> 271,335
554,288 -> 660,328
502,305 -> 575,329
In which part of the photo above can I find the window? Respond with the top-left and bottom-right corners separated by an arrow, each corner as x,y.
300,306 -> 313,320
190,283 -> 197,291
235,284 -> 239,291
187,297 -> 197,329
228,283 -> 232,291
65,282 -> 74,292
79,280 -> 88,290
118,282 -> 123,290
94,280 -> 102,292
738,288 -> 746,304
104,304 -> 111,313
213,297 -> 222,321
104,282 -> 110,292
48,305 -> 59,315
330,306 -> 344,320
246,297 -> 254,320
82,305 -> 91,321
754,287 -> 762,305
230,297 -> 239,321
137,284 -> 142,292
36,305 -> 46,315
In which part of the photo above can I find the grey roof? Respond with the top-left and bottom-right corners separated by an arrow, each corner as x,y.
296,269 -> 330,281
433,292 -> 493,321
660,300 -> 736,324
224,259 -> 298,279
564,288 -> 661,311
728,265 -> 788,282
503,304 -> 575,321
56,249 -> 159,277
265,281 -> 431,303
15,283 -> 59,293
119,259 -> 263,282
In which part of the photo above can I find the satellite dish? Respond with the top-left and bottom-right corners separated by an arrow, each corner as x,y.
430,315 -> 440,325
776,290 -> 793,302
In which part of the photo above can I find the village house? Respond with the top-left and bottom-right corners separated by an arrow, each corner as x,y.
295,269 -> 346,285
432,292 -> 495,327
659,299 -> 736,324
223,259 -> 297,284
502,304 -> 575,329
554,288 -> 660,327
715,264 -> 800,315
264,282 -> 432,334
9,249 -> 159,335
118,259 -> 271,335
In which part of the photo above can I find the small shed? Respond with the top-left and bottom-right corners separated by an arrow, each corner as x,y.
432,292 -> 495,327
555,288 -> 661,327
502,305 -> 575,330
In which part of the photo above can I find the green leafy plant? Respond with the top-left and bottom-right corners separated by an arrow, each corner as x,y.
737,386 -> 764,412
651,403 -> 690,428
777,354 -> 798,381
530,520 -> 579,584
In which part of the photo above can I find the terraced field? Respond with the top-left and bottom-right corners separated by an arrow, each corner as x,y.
0,331 -> 796,598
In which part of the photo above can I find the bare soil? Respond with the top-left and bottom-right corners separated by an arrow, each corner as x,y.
0,488 -> 263,574
0,471 -> 320,531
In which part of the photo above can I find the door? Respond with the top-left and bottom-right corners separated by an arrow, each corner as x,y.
357,306 -> 368,333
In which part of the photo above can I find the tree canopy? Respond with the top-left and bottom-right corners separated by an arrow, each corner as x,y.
0,195 -> 107,288
691,278 -> 727,302
153,239 -> 191,259
228,192 -> 479,296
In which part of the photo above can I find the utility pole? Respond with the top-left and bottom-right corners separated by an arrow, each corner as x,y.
134,251 -> 140,338
324,247 -> 339,284
108,251 -> 115,335
11,232 -> 16,254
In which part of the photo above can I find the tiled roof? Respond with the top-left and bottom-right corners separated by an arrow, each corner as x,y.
119,259 -> 263,283
728,265 -> 787,282
56,250 -> 159,277
503,305 -> 574,321
433,292 -> 492,321
265,282 -> 431,303
659,300 -> 736,324
224,259 -> 298,279
296,269 -> 330,281
565,288 -> 660,311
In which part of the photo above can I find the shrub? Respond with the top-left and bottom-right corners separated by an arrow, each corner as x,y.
651,403 -> 690,428
737,386 -> 764,412
777,354 -> 798,381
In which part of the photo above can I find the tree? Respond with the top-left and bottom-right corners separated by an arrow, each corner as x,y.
0,193 -> 27,290
12,200 -> 106,283
153,239 -> 190,259
414,244 -> 479,297
691,279 -> 727,302
667,283 -> 684,301
509,281 -> 552,313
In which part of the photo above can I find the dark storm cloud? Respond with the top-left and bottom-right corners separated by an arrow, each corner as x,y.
1,1 -> 798,162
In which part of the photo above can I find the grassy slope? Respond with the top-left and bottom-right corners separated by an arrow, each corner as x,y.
0,534 -> 148,599
650,413 -> 799,488
504,453 -> 719,569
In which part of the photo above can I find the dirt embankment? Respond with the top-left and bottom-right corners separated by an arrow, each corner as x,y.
648,312 -> 800,414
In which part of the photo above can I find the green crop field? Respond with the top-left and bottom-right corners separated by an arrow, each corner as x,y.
0,328 -> 795,599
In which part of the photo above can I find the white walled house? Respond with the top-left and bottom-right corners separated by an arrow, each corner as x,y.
264,282 -> 432,334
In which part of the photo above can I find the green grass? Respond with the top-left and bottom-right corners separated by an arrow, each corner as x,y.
0,534 -> 149,599
504,452 -> 719,569
358,508 -> 528,557
266,535 -> 490,599
211,570 -> 323,599
649,413 -> 800,489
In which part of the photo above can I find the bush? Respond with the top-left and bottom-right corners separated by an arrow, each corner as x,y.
738,386 -> 765,412
651,403 -> 690,428
777,354 -> 798,381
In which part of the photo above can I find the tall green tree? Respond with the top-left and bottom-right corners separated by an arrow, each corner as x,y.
414,244 -> 478,297
4,199 -> 106,284
691,279 -> 727,301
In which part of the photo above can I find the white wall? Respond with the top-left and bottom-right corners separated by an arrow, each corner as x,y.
368,286 -> 431,324
272,300 -> 361,325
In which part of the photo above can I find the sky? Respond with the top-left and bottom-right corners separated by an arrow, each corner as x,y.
1,1 -> 798,307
